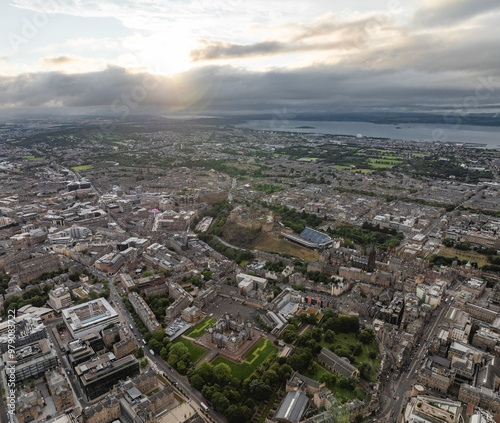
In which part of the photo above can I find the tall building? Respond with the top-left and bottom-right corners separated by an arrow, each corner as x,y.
48,285 -> 73,311
2,338 -> 59,385
62,298 -> 119,338
76,352 -> 140,400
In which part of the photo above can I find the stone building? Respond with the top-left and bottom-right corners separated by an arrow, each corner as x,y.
46,369 -> 75,412
82,394 -> 121,423
207,312 -> 254,353
17,387 -> 45,423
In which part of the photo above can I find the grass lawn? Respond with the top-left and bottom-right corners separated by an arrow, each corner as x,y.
71,164 -> 93,171
22,155 -> 44,160
368,158 -> 402,168
174,337 -> 207,363
438,247 -> 489,267
184,318 -> 216,338
331,165 -> 354,169
210,338 -> 276,380
251,233 -> 319,262
353,169 -> 374,173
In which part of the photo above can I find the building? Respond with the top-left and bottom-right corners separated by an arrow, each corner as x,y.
17,387 -> 45,423
274,390 -> 309,423
165,293 -> 191,323
3,338 -> 59,385
462,278 -> 487,297
237,273 -> 268,296
458,384 -> 500,415
193,286 -> 217,308
0,314 -> 47,353
403,395 -> 463,423
318,348 -> 360,379
82,393 -> 121,423
68,338 -> 95,368
207,313 -> 254,353
95,252 -> 126,274
181,305 -> 202,323
76,352 -> 140,400
62,298 -> 119,338
48,285 -> 73,311
46,369 -> 75,412
114,324 -> 138,359
128,292 -> 161,333
281,227 -> 333,251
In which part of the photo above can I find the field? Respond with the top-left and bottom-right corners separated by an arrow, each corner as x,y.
22,155 -> 44,160
174,337 -> 208,363
183,317 -> 216,338
210,338 -> 276,380
367,158 -> 402,168
71,164 -> 93,171
437,248 -> 489,267
251,233 -> 319,261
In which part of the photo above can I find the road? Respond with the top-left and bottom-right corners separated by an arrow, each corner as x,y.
107,278 -> 227,423
376,296 -> 452,423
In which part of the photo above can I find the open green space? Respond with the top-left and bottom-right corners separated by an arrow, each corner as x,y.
353,169 -> 374,173
436,247 -> 489,267
22,155 -> 44,160
320,332 -> 380,383
331,165 -> 354,169
210,338 -> 276,380
305,364 -> 365,400
251,233 -> 319,262
71,164 -> 93,171
368,158 -> 402,168
184,318 -> 216,338
174,337 -> 208,363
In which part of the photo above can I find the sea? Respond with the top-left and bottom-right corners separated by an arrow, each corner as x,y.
235,120 -> 500,149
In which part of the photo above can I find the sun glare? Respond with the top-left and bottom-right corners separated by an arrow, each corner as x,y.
135,31 -> 195,75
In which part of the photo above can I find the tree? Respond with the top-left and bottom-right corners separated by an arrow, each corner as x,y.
248,380 -> 272,401
358,328 -> 375,345
213,363 -> 232,384
226,405 -> 247,423
358,362 -> 372,381
211,392 -> 230,413
352,343 -> 363,356
319,373 -> 337,386
277,364 -> 293,382
136,347 -> 144,358
140,358 -> 148,367
324,329 -> 335,344
160,347 -> 169,360
189,373 -> 205,391
196,361 -> 214,384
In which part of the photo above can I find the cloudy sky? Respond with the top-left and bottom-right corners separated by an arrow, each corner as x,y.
0,0 -> 499,115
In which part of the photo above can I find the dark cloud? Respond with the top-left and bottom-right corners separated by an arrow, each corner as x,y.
42,56 -> 82,66
413,0 -> 500,28
0,65 -> 498,114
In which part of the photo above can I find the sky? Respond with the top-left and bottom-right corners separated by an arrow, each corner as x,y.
0,0 -> 499,116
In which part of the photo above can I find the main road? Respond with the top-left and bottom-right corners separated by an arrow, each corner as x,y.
107,278 -> 227,423
376,296 -> 451,423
